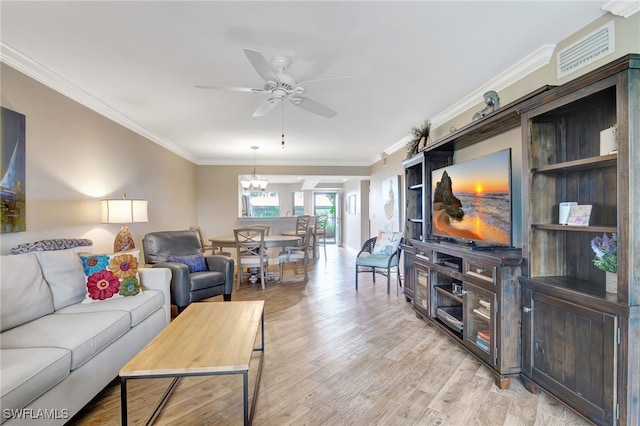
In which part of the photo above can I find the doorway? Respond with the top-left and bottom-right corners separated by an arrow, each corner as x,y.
313,191 -> 340,245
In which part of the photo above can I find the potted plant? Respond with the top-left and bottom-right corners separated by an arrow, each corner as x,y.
406,119 -> 431,158
591,232 -> 618,293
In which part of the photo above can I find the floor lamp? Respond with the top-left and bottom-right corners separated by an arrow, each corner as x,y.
101,194 -> 148,252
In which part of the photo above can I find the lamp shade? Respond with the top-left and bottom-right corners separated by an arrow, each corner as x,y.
101,199 -> 148,224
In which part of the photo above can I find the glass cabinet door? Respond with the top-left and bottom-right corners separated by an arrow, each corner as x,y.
464,282 -> 496,366
414,265 -> 429,318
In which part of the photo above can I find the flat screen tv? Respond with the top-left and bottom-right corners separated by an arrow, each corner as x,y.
431,148 -> 512,247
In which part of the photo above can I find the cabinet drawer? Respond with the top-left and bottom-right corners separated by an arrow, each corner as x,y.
465,262 -> 495,283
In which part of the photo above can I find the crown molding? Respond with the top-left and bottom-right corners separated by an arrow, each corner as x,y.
602,0 -> 640,18
430,44 -> 556,129
0,42 -> 198,164
386,44 -> 555,159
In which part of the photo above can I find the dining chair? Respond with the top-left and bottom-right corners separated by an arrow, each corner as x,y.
234,227 -> 269,289
190,225 -> 231,256
293,215 -> 311,234
247,223 -> 271,236
314,215 -> 328,260
278,218 -> 312,282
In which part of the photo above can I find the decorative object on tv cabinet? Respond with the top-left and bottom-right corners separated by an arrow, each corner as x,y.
472,90 -> 500,121
566,204 -> 592,226
101,193 -> 149,252
240,146 -> 268,193
558,201 -> 577,225
1,107 -> 26,233
406,119 -> 431,158
599,124 -> 617,155
431,149 -> 512,248
591,232 -> 617,274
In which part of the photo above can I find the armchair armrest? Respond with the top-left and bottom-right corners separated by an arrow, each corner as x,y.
152,261 -> 190,309
205,255 -> 235,296
138,267 -> 172,325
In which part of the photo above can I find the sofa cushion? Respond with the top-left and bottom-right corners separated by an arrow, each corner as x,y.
79,251 -> 142,303
34,246 -> 91,310
168,253 -> 208,272
0,254 -> 54,332
0,311 -> 130,370
56,289 -> 165,327
0,348 -> 71,414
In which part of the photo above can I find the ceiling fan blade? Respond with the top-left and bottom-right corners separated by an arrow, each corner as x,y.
252,97 -> 281,117
195,84 -> 264,93
291,96 -> 337,118
243,48 -> 279,83
297,76 -> 354,86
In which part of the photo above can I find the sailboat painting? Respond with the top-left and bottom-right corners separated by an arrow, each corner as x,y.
1,107 -> 26,233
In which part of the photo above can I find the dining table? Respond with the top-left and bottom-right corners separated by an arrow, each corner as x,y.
209,234 -> 302,285
209,234 -> 301,249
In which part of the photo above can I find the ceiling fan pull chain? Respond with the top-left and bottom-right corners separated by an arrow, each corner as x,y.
281,101 -> 285,149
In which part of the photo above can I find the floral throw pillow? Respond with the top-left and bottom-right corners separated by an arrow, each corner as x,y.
372,231 -> 403,256
79,250 -> 142,303
167,253 -> 208,273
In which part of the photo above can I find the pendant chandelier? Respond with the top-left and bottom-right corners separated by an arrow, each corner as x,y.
240,146 -> 268,193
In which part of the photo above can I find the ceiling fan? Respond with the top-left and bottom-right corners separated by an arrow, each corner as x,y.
196,48 -> 351,118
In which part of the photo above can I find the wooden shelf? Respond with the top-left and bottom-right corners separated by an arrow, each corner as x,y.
435,285 -> 463,304
532,154 -> 617,173
532,224 -> 617,233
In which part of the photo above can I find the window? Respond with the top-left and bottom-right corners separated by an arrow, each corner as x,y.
293,191 -> 304,216
246,191 -> 280,217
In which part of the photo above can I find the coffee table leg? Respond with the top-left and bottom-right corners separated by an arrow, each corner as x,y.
120,377 -> 128,425
243,371 -> 249,425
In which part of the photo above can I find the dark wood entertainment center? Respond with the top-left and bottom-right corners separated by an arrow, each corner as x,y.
401,55 -> 639,425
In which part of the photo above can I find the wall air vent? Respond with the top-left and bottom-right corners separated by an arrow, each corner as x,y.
557,21 -> 614,79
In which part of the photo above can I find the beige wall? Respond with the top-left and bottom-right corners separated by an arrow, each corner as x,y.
195,164 -> 368,243
431,13 -> 640,141
368,12 -> 639,250
0,64 -> 198,254
2,12 -> 637,255
342,178 -> 370,253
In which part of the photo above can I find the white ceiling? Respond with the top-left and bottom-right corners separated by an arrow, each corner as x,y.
0,1 -> 616,169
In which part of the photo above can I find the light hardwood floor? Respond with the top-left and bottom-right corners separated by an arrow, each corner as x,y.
69,245 -> 593,426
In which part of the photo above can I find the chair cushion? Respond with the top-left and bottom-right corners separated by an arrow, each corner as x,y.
190,271 -> 226,291
372,231 -> 403,256
0,310 -> 130,370
356,253 -> 399,268
1,348 -> 71,413
168,253 -> 207,273
79,251 -> 143,303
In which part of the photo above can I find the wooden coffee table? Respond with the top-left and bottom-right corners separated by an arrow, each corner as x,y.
119,301 -> 265,425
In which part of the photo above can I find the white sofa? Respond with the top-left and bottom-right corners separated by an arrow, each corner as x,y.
0,239 -> 171,425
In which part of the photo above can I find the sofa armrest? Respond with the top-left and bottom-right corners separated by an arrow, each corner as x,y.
139,267 -> 172,325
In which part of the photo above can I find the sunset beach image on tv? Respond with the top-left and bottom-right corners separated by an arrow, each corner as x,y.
431,149 -> 511,246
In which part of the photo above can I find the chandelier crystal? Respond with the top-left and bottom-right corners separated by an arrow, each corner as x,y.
240,146 -> 268,193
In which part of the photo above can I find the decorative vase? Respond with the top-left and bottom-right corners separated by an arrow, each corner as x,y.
605,271 -> 617,294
